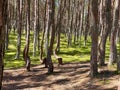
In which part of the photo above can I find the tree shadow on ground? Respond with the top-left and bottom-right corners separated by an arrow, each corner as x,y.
2,62 -> 118,90
98,70 -> 118,78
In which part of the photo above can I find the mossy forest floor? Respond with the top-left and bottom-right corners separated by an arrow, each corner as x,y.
3,62 -> 119,90
3,32 -> 120,90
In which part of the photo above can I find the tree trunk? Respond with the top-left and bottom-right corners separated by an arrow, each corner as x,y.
23,0 -> 31,71
98,0 -> 112,66
55,0 -> 63,53
84,0 -> 90,47
117,4 -> 120,71
46,0 -> 55,73
44,0 -> 50,58
33,0 -> 37,57
5,2 -> 9,50
0,0 -> 7,89
15,0 -> 22,59
90,0 -> 99,77
109,0 -> 119,65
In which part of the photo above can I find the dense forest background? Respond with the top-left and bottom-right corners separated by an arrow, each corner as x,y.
0,0 -> 120,89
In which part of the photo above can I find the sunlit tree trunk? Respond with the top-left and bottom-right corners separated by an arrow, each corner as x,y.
109,0 -> 119,65
117,3 -> 120,71
15,0 -> 23,59
44,0 -> 55,73
23,0 -> 31,71
33,0 -> 37,57
55,0 -> 63,53
98,0 -> 112,66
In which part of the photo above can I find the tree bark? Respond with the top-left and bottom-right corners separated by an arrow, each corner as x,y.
109,0 -> 119,65
33,0 -> 37,57
15,0 -> 22,59
90,0 -> 99,77
98,0 -> 112,66
23,0 -> 31,71
0,0 -> 7,89
46,0 -> 55,73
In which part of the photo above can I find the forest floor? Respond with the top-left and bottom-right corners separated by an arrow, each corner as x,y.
2,62 -> 120,90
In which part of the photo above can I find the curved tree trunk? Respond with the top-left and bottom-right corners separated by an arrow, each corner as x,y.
55,0 -> 63,53
98,0 -> 112,66
23,0 -> 31,71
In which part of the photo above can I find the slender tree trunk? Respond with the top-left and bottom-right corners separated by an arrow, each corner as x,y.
47,0 -> 56,73
44,0 -> 50,58
98,0 -> 112,66
55,0 -> 63,53
23,0 -> 31,71
90,0 -> 99,77
44,0 -> 55,73
109,0 -> 119,65
67,0 -> 72,47
37,0 -> 40,54
15,0 -> 22,59
33,0 -> 37,57
117,4 -> 120,71
40,0 -> 47,61
5,1 -> 9,50
84,0 -> 90,46
5,23 -> 9,50
79,1 -> 85,47
0,0 -> 7,89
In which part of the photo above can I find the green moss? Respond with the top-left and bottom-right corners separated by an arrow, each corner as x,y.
5,32 -> 118,69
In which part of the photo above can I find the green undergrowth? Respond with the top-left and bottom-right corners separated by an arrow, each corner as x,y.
4,31 -> 112,69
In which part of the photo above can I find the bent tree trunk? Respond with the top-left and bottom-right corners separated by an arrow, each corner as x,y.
98,0 -> 112,66
23,0 -> 31,71
23,45 -> 31,71
0,0 -> 7,89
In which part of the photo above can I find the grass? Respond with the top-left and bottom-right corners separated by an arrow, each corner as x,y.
4,31 -> 113,69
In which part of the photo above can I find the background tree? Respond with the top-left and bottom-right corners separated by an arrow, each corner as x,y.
15,0 -> 23,59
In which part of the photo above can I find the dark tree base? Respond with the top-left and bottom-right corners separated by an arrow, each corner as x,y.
26,56 -> 31,71
58,58 -> 63,66
42,58 -> 48,68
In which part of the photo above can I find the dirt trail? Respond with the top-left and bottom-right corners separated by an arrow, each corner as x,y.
2,62 -> 119,90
